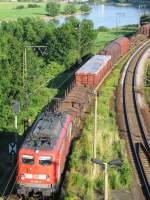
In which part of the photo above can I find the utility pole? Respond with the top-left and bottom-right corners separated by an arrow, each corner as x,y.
23,45 -> 47,130
93,90 -> 97,176
116,12 -> 125,29
104,163 -> 108,200
76,23 -> 82,65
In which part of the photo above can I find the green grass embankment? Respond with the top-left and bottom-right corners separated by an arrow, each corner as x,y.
0,2 -> 81,20
64,53 -> 133,200
145,59 -> 150,106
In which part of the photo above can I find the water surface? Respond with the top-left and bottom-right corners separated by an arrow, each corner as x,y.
57,4 -> 150,28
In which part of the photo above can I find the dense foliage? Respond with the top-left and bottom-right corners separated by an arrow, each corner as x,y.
46,2 -> 60,17
0,17 -> 96,133
80,4 -> 91,12
140,14 -> 150,26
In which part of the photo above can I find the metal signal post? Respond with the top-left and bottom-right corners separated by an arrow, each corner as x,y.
93,90 -> 97,176
91,158 -> 122,200
23,45 -> 47,130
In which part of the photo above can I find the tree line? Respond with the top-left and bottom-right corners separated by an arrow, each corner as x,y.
0,17 -> 96,133
46,2 -> 91,17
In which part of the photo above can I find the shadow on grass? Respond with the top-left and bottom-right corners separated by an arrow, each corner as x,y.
0,130 -> 24,196
47,53 -> 93,90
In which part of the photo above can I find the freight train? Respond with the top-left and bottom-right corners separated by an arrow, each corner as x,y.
16,36 -> 129,197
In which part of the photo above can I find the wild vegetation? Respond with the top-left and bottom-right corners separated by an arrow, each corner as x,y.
0,17 -> 96,134
62,25 -> 137,200
64,48 -> 133,200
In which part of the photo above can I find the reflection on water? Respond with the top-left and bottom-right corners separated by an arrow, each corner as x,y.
56,3 -> 150,28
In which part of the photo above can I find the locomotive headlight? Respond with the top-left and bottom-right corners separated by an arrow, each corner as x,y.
21,174 -> 25,180
35,149 -> 39,154
46,175 -> 50,181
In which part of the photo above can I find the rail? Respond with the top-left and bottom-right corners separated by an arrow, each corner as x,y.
122,40 -> 150,199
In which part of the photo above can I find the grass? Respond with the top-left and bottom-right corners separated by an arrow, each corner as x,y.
0,2 -> 45,19
145,59 -> 150,106
64,47 -> 133,199
92,25 -> 137,54
0,2 -> 81,20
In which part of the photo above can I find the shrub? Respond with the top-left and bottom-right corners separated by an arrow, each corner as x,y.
27,4 -> 40,8
80,4 -> 91,13
16,5 -> 24,9
46,2 -> 60,17
64,4 -> 77,15
98,26 -> 109,32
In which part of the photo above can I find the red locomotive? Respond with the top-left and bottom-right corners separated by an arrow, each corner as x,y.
16,36 -> 129,197
17,112 -> 73,197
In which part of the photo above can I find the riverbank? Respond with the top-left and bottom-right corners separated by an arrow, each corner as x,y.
0,2 -> 148,28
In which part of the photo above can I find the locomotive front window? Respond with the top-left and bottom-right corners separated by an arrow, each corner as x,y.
39,156 -> 52,166
22,155 -> 34,165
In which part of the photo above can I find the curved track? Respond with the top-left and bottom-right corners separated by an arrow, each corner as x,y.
121,40 -> 150,199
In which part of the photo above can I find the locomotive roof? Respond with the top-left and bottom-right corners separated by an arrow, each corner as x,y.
23,112 -> 68,150
76,55 -> 111,74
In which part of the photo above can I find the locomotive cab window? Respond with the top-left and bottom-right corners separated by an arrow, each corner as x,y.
22,155 -> 34,165
39,156 -> 52,166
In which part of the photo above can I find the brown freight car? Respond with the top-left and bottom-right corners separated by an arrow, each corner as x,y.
114,37 -> 129,56
75,55 -> 112,88
102,42 -> 121,65
98,36 -> 129,65
140,24 -> 150,36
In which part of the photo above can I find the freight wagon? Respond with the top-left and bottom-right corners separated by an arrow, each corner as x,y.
98,36 -> 129,65
75,55 -> 112,88
140,24 -> 150,36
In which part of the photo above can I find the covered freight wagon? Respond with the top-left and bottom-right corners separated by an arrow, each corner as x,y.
140,24 -> 150,36
75,55 -> 112,89
114,37 -> 129,56
101,42 -> 121,65
98,36 -> 129,65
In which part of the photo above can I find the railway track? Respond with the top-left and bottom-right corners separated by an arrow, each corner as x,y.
121,40 -> 150,199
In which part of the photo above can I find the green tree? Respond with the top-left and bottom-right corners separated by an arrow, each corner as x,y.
46,2 -> 60,17
80,20 -> 97,56
64,49 -> 79,68
80,4 -> 91,13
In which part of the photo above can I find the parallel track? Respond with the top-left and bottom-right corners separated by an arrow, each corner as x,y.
122,40 -> 150,199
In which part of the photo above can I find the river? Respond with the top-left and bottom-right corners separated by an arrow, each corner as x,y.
56,3 -> 150,29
